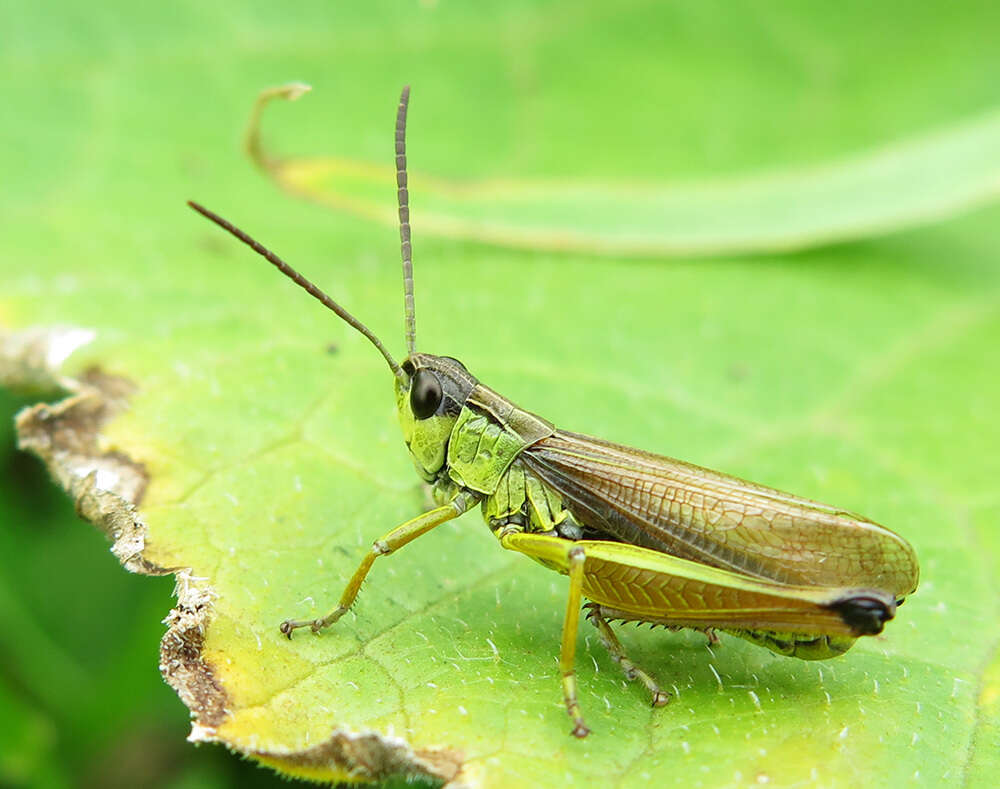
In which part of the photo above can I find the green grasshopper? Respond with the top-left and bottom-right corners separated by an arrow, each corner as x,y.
188,86 -> 919,738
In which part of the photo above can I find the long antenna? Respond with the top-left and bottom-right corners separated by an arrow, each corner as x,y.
396,85 -> 417,356
187,200 -> 407,384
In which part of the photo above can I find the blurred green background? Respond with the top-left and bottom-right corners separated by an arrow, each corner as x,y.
2,1 -> 999,787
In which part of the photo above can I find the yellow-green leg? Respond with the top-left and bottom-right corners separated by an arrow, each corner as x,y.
279,493 -> 476,637
559,545 -> 590,738
585,604 -> 670,707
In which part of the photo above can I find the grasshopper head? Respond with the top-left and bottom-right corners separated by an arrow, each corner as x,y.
396,353 -> 478,481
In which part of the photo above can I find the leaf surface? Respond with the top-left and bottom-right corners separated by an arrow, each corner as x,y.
257,96 -> 1000,257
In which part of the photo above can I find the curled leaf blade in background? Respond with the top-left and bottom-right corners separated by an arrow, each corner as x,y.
253,87 -> 1000,257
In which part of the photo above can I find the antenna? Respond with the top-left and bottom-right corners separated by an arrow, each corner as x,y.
396,86 -> 417,356
187,200 -> 407,384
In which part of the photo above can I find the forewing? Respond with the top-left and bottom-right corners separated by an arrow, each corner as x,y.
521,430 -> 918,596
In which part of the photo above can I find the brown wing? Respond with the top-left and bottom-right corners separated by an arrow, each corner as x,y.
520,430 -> 918,596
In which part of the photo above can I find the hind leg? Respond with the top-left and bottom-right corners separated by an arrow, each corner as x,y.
585,603 -> 670,707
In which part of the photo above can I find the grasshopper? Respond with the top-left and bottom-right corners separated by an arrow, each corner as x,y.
188,86 -> 919,737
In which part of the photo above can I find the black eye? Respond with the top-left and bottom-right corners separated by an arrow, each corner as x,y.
409,369 -> 443,419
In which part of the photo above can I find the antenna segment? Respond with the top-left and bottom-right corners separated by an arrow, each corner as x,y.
187,200 -> 407,384
396,86 -> 417,356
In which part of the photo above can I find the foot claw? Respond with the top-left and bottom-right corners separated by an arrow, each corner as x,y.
571,723 -> 591,739
651,690 -> 671,707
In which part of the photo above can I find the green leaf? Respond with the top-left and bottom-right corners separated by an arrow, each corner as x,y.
253,89 -> 1000,258
0,681 -> 59,788
3,1 -> 999,787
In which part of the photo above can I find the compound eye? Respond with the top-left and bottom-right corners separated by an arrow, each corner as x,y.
409,369 -> 443,419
